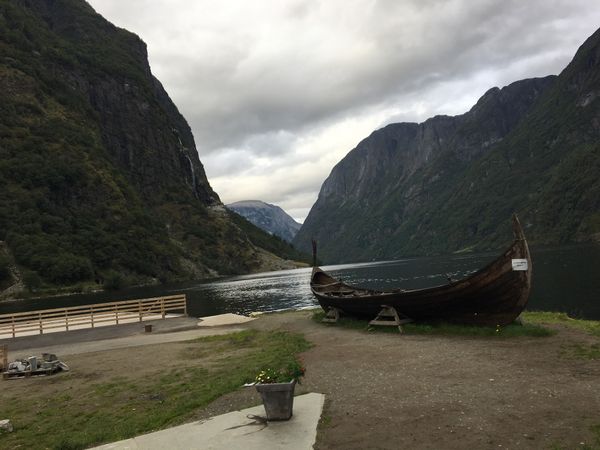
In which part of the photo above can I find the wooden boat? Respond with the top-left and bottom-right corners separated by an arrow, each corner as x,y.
310,215 -> 532,326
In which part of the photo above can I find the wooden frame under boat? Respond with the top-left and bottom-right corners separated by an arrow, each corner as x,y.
310,215 -> 532,326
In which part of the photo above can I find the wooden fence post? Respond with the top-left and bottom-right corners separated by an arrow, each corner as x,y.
0,345 -> 7,371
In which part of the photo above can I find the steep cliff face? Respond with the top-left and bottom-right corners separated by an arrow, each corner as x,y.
295,28 -> 600,263
21,0 -> 218,205
0,0 -> 303,291
295,76 -> 555,262
317,76 -> 555,215
227,201 -> 302,243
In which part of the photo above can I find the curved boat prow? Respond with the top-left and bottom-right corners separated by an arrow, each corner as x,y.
512,213 -> 526,240
510,213 -> 533,313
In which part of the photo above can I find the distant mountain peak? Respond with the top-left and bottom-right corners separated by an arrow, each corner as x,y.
227,201 -> 301,242
229,200 -> 276,209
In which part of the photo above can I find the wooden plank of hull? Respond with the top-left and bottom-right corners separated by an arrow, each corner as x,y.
310,215 -> 532,326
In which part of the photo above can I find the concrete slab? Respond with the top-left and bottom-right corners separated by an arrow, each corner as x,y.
93,393 -> 325,450
198,313 -> 256,327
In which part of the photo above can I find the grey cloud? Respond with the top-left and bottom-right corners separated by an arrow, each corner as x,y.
178,1 -> 595,152
88,0 -> 600,217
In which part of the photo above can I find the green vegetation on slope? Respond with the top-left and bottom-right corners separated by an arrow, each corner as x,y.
229,211 -> 312,264
0,2 -> 171,286
296,29 -> 600,263
0,1 -> 310,293
0,1 -> 180,285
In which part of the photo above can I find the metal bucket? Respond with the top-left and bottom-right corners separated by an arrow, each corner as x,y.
255,379 -> 296,421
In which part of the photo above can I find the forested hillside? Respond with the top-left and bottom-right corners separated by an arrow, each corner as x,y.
0,0 -> 308,295
295,28 -> 600,263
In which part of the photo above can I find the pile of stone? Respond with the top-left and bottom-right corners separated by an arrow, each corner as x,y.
2,353 -> 69,379
0,419 -> 12,433
0,419 -> 13,434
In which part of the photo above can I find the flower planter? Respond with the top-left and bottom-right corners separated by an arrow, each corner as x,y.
255,379 -> 296,421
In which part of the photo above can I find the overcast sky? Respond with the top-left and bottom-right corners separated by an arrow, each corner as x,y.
87,0 -> 600,222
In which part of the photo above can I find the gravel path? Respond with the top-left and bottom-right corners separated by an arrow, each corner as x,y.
246,311 -> 600,449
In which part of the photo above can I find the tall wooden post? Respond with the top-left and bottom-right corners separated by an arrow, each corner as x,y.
0,345 -> 7,371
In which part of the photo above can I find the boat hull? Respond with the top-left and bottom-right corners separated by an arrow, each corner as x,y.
310,216 -> 532,326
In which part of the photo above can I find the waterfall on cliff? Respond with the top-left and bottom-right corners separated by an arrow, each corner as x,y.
185,154 -> 199,199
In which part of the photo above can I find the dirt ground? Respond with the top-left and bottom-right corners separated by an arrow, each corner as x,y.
251,311 -> 600,450
3,311 -> 600,449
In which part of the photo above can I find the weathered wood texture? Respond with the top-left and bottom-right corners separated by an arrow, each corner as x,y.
322,307 -> 340,323
0,294 -> 187,339
311,216 -> 532,327
0,345 -> 7,371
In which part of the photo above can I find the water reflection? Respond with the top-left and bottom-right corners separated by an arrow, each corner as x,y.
185,267 -> 316,316
1,244 -> 599,320
528,244 -> 600,319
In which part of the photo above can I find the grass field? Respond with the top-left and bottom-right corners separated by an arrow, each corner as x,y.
312,310 -> 555,337
522,311 -> 600,337
0,330 -> 310,449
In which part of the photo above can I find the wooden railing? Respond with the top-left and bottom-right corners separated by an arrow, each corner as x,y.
0,294 -> 187,339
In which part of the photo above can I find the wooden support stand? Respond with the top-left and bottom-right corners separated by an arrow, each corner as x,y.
369,305 -> 412,332
322,307 -> 341,323
513,315 -> 524,326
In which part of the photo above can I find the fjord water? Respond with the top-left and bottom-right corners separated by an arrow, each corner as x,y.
1,244 -> 599,320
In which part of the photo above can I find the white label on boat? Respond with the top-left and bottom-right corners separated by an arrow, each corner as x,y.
512,259 -> 528,271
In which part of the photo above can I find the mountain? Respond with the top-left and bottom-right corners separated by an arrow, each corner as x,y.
294,28 -> 600,263
227,200 -> 302,243
0,0 -> 308,295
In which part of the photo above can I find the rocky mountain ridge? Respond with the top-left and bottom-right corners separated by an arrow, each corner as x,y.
227,200 -> 302,243
294,28 -> 600,263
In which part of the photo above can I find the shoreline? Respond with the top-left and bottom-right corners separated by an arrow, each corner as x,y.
0,259 -> 311,304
